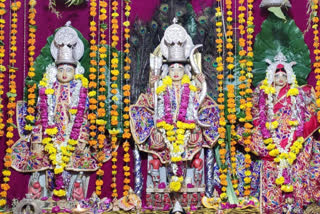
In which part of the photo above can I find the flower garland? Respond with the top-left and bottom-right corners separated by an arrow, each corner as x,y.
242,0 -> 255,197
110,0 -> 120,199
24,0 -> 37,134
95,0 -> 108,197
259,76 -> 304,193
215,0 -> 228,201
0,0 -> 6,137
0,1 -> 21,207
156,75 -> 197,192
122,0 -> 132,197
237,0 -> 254,197
39,71 -> 88,198
88,0 -> 98,149
312,0 -> 320,121
225,0 -> 239,196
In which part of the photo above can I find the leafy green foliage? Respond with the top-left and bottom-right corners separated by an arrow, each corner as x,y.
253,14 -> 311,87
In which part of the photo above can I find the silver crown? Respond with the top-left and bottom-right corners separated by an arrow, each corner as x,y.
50,21 -> 84,65
160,18 -> 194,62
273,52 -> 287,63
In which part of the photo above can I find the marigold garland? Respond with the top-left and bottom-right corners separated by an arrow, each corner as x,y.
122,0 -> 131,197
0,0 -> 6,137
24,0 -> 37,134
0,1 -> 21,207
110,0 -> 120,199
312,0 -> 320,121
224,0 -> 239,197
95,0 -> 108,197
215,0 -> 228,201
88,0 -> 98,153
242,0 -> 255,197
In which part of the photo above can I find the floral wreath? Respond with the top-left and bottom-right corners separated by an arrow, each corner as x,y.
155,73 -> 197,192
37,62 -> 88,197
259,52 -> 305,193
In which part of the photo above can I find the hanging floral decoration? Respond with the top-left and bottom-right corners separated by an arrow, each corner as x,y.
88,0 -> 98,148
156,74 -> 197,192
0,0 -> 6,137
225,0 -> 239,196
110,0 -> 120,199
0,0 -> 21,207
259,61 -> 303,193
24,0 -> 37,134
94,0 -> 108,197
237,0 -> 254,197
215,0 -> 228,201
122,0 -> 132,197
39,72 -> 88,199
312,0 -> 320,121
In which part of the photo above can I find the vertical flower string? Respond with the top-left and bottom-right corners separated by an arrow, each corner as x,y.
110,0 -> 120,199
215,0 -> 228,201
0,0 -> 21,207
242,0 -> 255,197
225,0 -> 238,196
24,0 -> 37,134
95,0 -> 108,197
312,0 -> 320,120
88,0 -> 100,194
122,0 -> 131,196
237,0 -> 248,197
0,0 -> 6,137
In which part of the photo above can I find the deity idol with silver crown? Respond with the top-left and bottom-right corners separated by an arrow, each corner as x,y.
130,18 -> 220,208
10,22 -> 111,200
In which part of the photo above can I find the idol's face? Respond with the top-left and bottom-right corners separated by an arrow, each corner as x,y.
56,64 -> 75,83
274,70 -> 287,88
169,63 -> 184,82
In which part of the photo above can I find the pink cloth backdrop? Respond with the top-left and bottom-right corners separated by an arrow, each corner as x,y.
0,0 -> 316,203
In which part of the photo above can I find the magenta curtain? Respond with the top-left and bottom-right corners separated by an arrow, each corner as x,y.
0,0 -> 316,203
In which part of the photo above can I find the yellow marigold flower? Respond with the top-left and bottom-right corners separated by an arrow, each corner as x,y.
244,177 -> 251,184
45,127 -> 58,136
263,138 -> 273,144
42,137 -> 52,145
275,176 -> 284,185
109,128 -> 120,135
2,170 -> 11,177
123,21 -> 130,27
266,143 -> 276,150
181,75 -> 190,84
54,167 -> 63,174
169,181 -> 181,192
269,149 -> 280,157
69,109 -> 77,115
220,192 -> 227,200
96,119 -> 107,125
244,170 -> 251,176
45,88 -> 54,95
287,88 -> 299,96
24,124 -> 33,131
26,115 -> 35,122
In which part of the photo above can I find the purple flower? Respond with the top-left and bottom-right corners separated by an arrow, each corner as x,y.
52,206 -> 61,212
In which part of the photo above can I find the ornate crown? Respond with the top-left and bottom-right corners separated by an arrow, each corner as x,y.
50,21 -> 84,66
160,18 -> 194,63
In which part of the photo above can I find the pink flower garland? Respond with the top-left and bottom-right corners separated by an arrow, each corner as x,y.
39,83 -> 87,200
